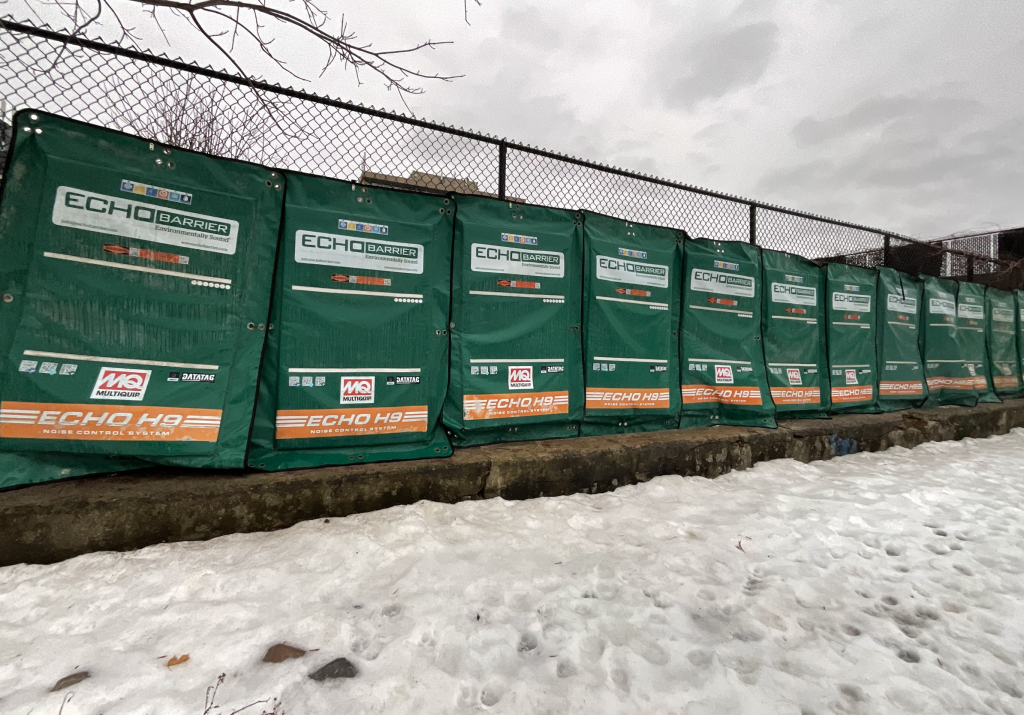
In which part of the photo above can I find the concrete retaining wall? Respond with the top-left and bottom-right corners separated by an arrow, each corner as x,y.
2,399 -> 1023,567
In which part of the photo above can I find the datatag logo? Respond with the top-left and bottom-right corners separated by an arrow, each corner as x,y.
90,367 -> 152,401
340,376 -> 375,404
714,365 -> 733,384
508,366 -> 534,390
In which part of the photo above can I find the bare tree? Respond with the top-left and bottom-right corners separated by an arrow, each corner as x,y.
20,0 -> 481,106
102,72 -> 293,163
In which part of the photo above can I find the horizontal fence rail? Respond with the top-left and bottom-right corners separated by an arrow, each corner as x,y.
0,18 -> 1021,289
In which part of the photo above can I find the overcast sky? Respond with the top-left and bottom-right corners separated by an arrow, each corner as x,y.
9,0 -> 1024,239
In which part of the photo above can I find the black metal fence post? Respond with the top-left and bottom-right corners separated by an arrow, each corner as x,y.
883,235 -> 891,266
749,205 -> 757,245
497,141 -> 507,201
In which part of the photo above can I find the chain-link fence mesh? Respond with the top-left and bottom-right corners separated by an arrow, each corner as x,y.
1,18 -> 1021,289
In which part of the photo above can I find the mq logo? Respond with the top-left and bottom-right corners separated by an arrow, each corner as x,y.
714,365 -> 734,384
340,376 -> 375,404
90,367 -> 152,401
508,366 -> 534,390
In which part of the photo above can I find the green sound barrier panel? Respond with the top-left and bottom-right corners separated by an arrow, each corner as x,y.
826,263 -> 879,414
0,111 -> 282,488
875,267 -> 927,411
248,174 -> 453,470
679,239 -> 774,429
443,196 -> 584,446
581,212 -> 682,436
760,250 -> 830,419
921,276 -> 977,408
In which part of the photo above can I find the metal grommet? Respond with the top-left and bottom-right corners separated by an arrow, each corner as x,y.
163,148 -> 171,155
34,128 -> 41,134
450,322 -> 455,328
155,158 -> 163,165
149,143 -> 155,150
268,323 -> 274,330
167,161 -> 175,169
30,113 -> 38,121
257,323 -> 265,331
247,322 -> 256,330
442,329 -> 448,335
443,198 -> 450,205
436,329 -> 442,335
266,180 -> 272,187
2,294 -> 13,303
357,197 -> 363,203
271,172 -> 278,178
274,184 -> 281,190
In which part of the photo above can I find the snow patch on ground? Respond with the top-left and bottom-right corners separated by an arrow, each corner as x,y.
3,431 -> 1024,714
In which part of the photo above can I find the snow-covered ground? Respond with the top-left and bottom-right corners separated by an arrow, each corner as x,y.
3,432 -> 1024,715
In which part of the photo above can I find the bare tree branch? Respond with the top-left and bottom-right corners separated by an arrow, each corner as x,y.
32,0 -> 474,104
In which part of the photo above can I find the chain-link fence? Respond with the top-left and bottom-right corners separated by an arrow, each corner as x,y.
1,18 -> 1021,288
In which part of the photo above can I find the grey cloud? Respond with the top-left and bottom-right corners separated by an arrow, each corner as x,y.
792,96 -> 981,145
756,113 -> 1024,236
658,22 -> 780,109
499,6 -> 563,49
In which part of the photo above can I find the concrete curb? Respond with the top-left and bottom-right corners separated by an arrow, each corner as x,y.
2,399 -> 1023,566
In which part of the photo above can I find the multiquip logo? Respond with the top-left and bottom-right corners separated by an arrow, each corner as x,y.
470,244 -> 565,279
90,367 -> 152,401
340,376 -> 375,404
52,187 -> 238,255
845,369 -> 857,385
714,365 -> 734,384
508,366 -> 534,390
787,368 -> 802,385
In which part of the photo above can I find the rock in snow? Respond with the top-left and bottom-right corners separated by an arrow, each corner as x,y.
3,430 -> 1024,713
308,658 -> 358,681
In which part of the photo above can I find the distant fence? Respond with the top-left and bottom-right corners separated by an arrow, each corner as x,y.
0,18 -> 1021,288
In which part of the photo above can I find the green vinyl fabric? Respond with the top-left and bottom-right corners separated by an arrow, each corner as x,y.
826,263 -> 879,413
985,287 -> 1023,398
679,239 -> 774,428
1017,290 -> 1024,392
957,281 -> 999,403
0,111 -> 282,487
760,250 -> 829,419
443,196 -> 583,446
875,268 -> 927,411
921,276 -> 976,407
580,213 -> 682,435
247,175 -> 453,470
